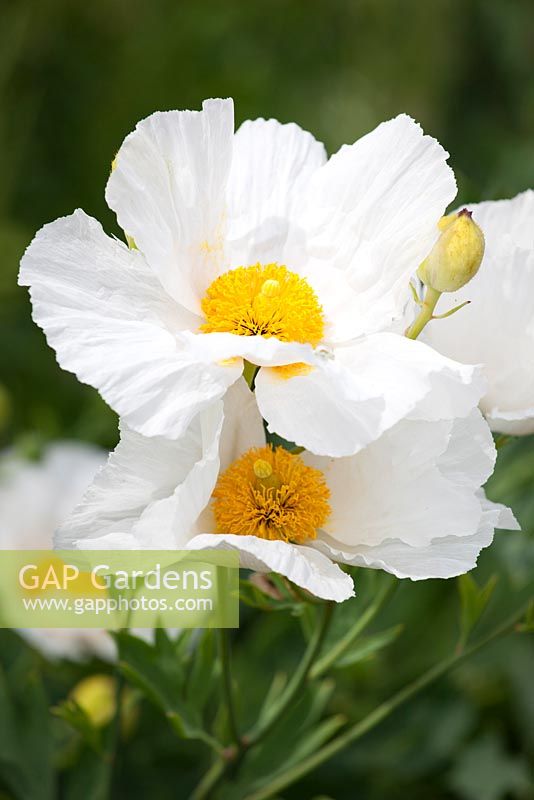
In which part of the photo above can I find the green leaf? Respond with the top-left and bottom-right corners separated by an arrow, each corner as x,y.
458,574 -> 498,647
62,747 -> 111,800
332,625 -> 404,669
256,672 -> 288,728
274,714 -> 346,773
186,630 -> 218,711
114,631 -> 216,748
0,659 -> 55,800
216,680 -> 338,799
515,598 -> 534,633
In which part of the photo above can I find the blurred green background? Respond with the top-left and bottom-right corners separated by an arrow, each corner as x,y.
0,1 -> 533,798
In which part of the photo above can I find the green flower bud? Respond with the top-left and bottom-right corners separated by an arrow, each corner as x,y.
418,209 -> 485,293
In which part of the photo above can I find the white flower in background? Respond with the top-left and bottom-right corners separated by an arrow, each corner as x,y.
424,190 -> 534,435
20,98 -> 484,458
0,442 -> 114,660
57,382 -> 518,603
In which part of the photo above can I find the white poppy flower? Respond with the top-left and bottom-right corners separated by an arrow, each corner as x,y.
0,442 -> 114,661
57,382 -> 517,603
423,190 -> 534,435
20,98 -> 484,457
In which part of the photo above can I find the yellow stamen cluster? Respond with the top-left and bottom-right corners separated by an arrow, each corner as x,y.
212,446 -> 331,544
200,263 -> 325,346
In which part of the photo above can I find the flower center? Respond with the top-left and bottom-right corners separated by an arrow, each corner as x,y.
200,263 -> 324,346
211,445 -> 331,544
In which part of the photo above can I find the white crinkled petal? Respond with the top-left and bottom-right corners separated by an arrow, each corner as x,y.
18,211 -> 242,440
217,379 -> 266,470
185,330 -> 317,367
479,493 -> 519,533
304,410 -> 517,578
485,407 -> 534,436
106,99 -> 235,313
435,411 -> 497,486
423,191 -> 534,434
56,402 -> 225,550
255,357 -> 384,458
56,382 -> 264,550
255,332 -> 483,457
305,410 -> 495,550
314,495 -> 519,580
294,114 -> 457,335
185,533 -> 354,602
225,117 -> 326,267
468,190 -> 534,251
297,261 -> 378,344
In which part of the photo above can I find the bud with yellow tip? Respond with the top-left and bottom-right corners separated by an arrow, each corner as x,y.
418,209 -> 485,293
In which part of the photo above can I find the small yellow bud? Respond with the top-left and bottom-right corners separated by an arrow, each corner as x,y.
69,675 -> 138,735
70,675 -> 116,728
418,209 -> 485,293
253,459 -> 273,479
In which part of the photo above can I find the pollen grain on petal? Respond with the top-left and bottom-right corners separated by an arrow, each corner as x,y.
212,446 -> 330,545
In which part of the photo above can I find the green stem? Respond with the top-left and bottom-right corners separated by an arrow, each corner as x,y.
310,579 -> 396,679
218,629 -> 241,749
405,286 -> 441,339
189,757 -> 226,800
247,601 -> 335,747
242,602 -> 531,800
191,601 -> 335,797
